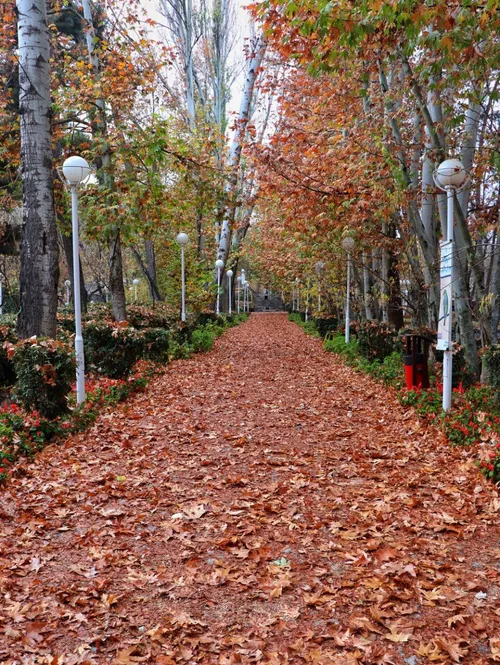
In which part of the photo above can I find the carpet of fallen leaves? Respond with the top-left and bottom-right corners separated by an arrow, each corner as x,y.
1,314 -> 499,665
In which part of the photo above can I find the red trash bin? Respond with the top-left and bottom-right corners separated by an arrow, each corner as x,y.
402,335 -> 430,389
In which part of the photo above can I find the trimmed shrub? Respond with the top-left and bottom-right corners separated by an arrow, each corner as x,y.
191,327 -> 216,352
12,338 -> 75,418
196,311 -> 221,327
324,334 -> 360,364
314,316 -> 338,339
357,321 -> 397,361
126,304 -> 170,329
84,322 -> 145,378
142,328 -> 170,363
57,309 -> 77,333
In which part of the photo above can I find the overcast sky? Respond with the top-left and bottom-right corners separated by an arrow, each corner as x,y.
140,0 -> 253,117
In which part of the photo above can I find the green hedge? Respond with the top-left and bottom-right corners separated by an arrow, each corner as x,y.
13,339 -> 76,418
84,322 -> 145,379
357,321 -> 398,361
142,328 -> 170,363
314,316 -> 338,338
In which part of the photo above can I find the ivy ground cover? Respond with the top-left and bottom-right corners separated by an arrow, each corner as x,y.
0,314 -> 499,663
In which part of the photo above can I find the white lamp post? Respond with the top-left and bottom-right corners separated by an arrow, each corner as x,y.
305,278 -> 310,321
176,232 -> 189,322
60,155 -> 91,405
215,259 -> 224,314
243,280 -> 248,312
64,279 -> 71,306
133,278 -> 139,301
295,278 -> 300,311
342,236 -> 356,343
236,275 -> 242,313
434,158 -> 467,412
227,269 -> 233,314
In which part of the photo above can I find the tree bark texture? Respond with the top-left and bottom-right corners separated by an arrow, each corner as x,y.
81,0 -> 128,321
216,33 -> 266,269
108,231 -> 127,321
16,0 -> 59,338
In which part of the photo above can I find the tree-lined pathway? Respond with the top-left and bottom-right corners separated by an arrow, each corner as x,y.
1,314 -> 499,663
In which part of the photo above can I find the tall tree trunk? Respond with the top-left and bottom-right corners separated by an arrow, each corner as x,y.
81,0 -> 127,321
145,239 -> 160,301
16,0 -> 59,338
381,223 -> 389,324
362,251 -> 373,320
489,222 -> 500,342
216,33 -> 266,269
108,230 -> 127,321
131,243 -> 162,302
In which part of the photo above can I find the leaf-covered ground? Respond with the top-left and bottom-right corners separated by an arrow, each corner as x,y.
1,314 -> 499,664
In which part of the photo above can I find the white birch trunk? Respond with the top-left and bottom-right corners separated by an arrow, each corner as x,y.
362,251 -> 373,320
216,33 -> 266,267
16,0 -> 59,338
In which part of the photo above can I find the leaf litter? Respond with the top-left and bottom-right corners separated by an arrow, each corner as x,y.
0,314 -> 499,664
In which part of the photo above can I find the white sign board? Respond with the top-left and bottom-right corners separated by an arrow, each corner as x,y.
437,240 -> 453,351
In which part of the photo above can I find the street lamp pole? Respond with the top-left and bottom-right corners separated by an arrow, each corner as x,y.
305,278 -> 310,321
434,158 -> 467,412
237,276 -> 242,313
215,259 -> 224,315
241,270 -> 246,312
133,278 -> 139,301
60,155 -> 91,405
227,270 -> 233,314
342,237 -> 355,344
176,233 -> 189,322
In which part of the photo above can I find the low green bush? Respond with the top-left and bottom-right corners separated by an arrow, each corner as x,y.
12,338 -> 75,418
357,321 -> 398,361
57,309 -> 77,333
84,322 -> 145,378
372,352 -> 405,388
196,311 -> 222,327
126,304 -> 170,329
0,406 -> 58,472
191,327 -> 216,352
324,334 -> 360,364
142,328 -> 170,363
314,316 -> 338,338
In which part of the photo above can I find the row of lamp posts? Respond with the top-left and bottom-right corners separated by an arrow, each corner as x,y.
59,155 -> 252,408
289,158 -> 465,414
58,151 -> 464,414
